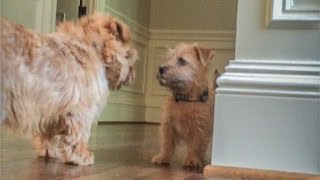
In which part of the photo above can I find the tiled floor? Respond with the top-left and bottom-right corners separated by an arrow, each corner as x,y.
0,123 -> 211,180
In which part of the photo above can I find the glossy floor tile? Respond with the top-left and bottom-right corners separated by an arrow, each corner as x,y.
0,123 -> 212,180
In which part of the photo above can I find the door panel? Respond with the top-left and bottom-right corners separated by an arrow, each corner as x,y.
0,0 -> 57,33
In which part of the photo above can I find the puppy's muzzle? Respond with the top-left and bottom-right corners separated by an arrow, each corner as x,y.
159,65 -> 168,76
157,65 -> 169,86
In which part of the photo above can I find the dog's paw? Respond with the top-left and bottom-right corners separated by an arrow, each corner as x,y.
65,150 -> 94,165
78,151 -> 94,165
34,148 -> 47,158
32,137 -> 48,158
183,157 -> 202,168
151,154 -> 170,165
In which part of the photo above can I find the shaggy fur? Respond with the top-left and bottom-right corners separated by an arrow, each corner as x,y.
0,13 -> 137,165
152,44 -> 217,168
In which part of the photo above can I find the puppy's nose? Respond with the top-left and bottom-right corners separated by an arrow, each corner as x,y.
159,66 -> 167,75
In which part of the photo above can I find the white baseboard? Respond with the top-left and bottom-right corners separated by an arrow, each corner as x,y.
212,59 -> 320,175
217,60 -> 320,98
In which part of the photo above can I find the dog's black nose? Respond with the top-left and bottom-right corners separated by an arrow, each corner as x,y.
159,66 -> 167,75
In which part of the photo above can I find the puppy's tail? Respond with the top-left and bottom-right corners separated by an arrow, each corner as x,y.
0,94 -> 6,124
212,70 -> 221,91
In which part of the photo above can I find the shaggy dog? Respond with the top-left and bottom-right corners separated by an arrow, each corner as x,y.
152,44 -> 217,168
0,13 -> 137,165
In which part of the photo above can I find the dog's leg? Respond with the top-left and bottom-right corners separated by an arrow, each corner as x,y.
48,114 -> 94,165
61,140 -> 93,165
32,135 -> 60,159
32,135 -> 48,158
152,121 -> 175,165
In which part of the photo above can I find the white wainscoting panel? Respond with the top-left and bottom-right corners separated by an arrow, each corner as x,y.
122,40 -> 148,94
98,3 -> 149,122
103,3 -> 150,40
97,3 -> 236,123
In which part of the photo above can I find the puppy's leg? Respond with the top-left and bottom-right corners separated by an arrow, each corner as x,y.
49,113 -> 94,165
183,134 -> 209,168
152,121 -> 175,165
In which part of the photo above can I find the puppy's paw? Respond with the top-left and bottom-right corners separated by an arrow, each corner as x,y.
183,157 -> 202,168
152,154 -> 170,165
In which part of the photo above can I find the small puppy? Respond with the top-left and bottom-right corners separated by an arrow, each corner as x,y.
0,13 -> 137,165
152,43 -> 217,168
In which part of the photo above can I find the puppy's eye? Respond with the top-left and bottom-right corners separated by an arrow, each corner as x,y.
177,58 -> 187,66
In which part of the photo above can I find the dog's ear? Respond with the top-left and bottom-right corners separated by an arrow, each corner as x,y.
194,47 -> 215,65
105,18 -> 131,43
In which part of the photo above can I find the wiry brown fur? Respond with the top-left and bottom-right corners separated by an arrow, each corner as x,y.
0,13 -> 137,165
152,44 -> 217,168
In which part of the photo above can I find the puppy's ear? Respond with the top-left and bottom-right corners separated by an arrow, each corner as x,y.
105,18 -> 131,43
194,47 -> 215,65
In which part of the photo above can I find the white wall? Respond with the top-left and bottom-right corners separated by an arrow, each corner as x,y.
236,0 -> 319,60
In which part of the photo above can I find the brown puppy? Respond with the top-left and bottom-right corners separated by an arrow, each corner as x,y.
0,13 -> 137,165
152,43 -> 217,168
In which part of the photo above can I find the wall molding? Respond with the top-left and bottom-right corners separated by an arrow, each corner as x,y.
217,60 -> 320,98
149,29 -> 236,41
108,98 -> 145,107
107,102 -> 145,107
121,40 -> 148,94
265,0 -> 320,29
98,103 -> 145,122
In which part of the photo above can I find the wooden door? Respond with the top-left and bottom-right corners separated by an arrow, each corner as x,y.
1,0 -> 57,33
